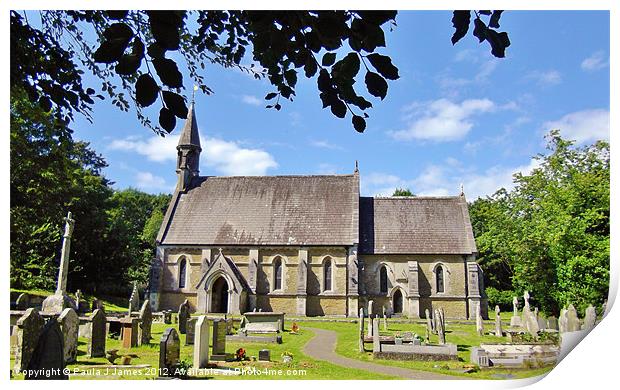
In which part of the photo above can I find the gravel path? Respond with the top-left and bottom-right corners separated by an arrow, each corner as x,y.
303,327 -> 459,380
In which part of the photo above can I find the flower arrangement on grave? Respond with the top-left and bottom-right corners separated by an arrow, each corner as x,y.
235,348 -> 247,361
281,351 -> 294,363
291,322 -> 299,334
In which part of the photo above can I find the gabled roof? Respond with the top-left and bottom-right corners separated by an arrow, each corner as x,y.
195,250 -> 250,292
359,196 -> 477,255
158,174 -> 360,246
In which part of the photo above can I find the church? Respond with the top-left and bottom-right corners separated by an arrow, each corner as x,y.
149,103 -> 488,319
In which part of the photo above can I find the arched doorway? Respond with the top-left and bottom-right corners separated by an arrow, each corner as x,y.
393,289 -> 403,314
211,277 -> 229,313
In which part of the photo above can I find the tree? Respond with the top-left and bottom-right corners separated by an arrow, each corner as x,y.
470,131 -> 609,315
392,188 -> 415,196
11,10 -> 509,134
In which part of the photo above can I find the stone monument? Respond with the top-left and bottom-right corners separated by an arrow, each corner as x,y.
25,320 -> 68,380
475,302 -> 484,336
510,296 -> 522,327
583,304 -> 596,330
193,316 -> 210,369
57,308 -> 78,363
159,328 -> 180,377
139,300 -> 153,345
178,299 -> 189,334
358,307 -> 365,352
88,309 -> 106,358
42,212 -> 77,313
211,319 -> 227,361
14,308 -> 45,373
494,305 -> 503,337
129,281 -> 140,313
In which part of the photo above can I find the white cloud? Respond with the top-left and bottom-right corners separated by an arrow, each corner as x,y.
310,140 -> 343,150
241,95 -> 262,106
525,70 -> 562,86
135,172 -> 171,192
543,109 -> 609,145
109,133 -> 278,176
390,98 -> 495,142
581,51 -> 609,71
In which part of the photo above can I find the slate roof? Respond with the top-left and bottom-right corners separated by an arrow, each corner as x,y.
158,174 -> 359,246
358,196 -> 477,255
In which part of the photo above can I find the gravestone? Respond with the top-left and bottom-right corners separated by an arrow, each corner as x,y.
436,308 -> 446,344
430,309 -> 437,334
57,308 -> 78,363
121,317 -> 139,348
88,309 -> 106,358
439,307 -> 446,332
14,308 -> 45,373
259,349 -> 270,361
475,303 -> 484,336
178,300 -> 190,335
91,299 -> 104,312
383,314 -> 387,331
25,320 -> 68,380
159,328 -> 180,377
547,316 -> 559,331
583,304 -> 596,330
494,305 -> 503,337
358,308 -> 365,352
16,293 -> 31,310
185,317 -> 197,345
211,319 -> 227,360
566,304 -> 581,332
193,316 -> 210,369
41,212 -> 77,314
372,317 -> 380,352
559,309 -> 568,333
524,306 -> 539,340
366,300 -> 374,337
163,310 -> 172,324
129,281 -> 140,313
510,296 -> 522,327
139,300 -> 153,345
74,290 -> 82,313
425,308 -> 432,340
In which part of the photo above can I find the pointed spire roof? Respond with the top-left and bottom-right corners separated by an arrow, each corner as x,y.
177,101 -> 201,150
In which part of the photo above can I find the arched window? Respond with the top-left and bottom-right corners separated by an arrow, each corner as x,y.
178,257 -> 187,289
273,257 -> 282,290
379,265 -> 388,293
323,258 -> 332,292
436,265 -> 445,293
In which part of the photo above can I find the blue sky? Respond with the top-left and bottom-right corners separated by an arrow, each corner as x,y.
68,10 -> 610,199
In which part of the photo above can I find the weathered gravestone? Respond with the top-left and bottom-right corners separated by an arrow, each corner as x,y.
16,293 -> 31,310
193,316 -> 210,369
139,300 -> 152,345
14,308 -> 45,373
259,349 -> 271,361
436,308 -> 446,344
583,304 -> 596,330
25,320 -> 68,380
185,317 -> 197,345
366,300 -> 374,337
129,281 -> 140,313
159,328 -> 180,377
510,296 -> 522,327
91,299 -> 104,312
559,309 -> 568,333
383,314 -> 387,331
163,310 -> 172,324
566,304 -> 581,332
121,317 -> 139,348
57,308 -> 78,363
475,303 -> 484,336
424,308 -> 432,342
535,308 -> 547,330
372,317 -> 380,352
178,299 -> 190,334
211,319 -> 227,361
547,316 -> 559,331
358,308 -> 365,352
494,305 -> 503,337
88,309 -> 106,358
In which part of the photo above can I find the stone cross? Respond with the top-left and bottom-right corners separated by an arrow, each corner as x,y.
88,309 -> 106,358
194,316 -> 210,369
14,308 -> 45,373
583,304 -> 596,330
25,320 -> 68,379
512,296 -> 519,317
159,328 -> 180,377
494,305 -> 503,337
523,291 -> 530,312
56,211 -> 75,295
358,308 -> 365,352
139,299 -> 153,345
57,308 -> 78,363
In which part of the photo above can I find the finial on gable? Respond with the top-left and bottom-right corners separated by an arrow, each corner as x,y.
354,160 -> 359,173
191,85 -> 198,104
460,183 -> 464,196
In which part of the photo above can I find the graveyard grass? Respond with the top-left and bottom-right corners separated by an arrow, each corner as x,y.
11,313 -> 554,380
11,289 -> 128,312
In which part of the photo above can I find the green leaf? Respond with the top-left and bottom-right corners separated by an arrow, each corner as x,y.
135,74 -> 159,107
162,91 -> 188,119
451,11 -> 471,45
366,53 -> 399,80
352,115 -> 366,132
332,52 -> 360,80
152,58 -> 183,88
322,52 -> 337,66
158,107 -> 176,132
364,71 -> 388,100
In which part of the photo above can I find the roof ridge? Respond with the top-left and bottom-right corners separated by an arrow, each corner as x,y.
198,174 -> 356,179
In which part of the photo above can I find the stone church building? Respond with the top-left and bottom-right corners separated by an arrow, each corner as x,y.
149,103 -> 487,319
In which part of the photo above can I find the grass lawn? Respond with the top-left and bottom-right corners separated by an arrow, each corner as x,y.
11,288 -> 129,313
296,319 -> 554,380
11,321 -> 397,380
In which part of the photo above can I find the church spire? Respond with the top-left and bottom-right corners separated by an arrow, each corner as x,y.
176,94 -> 202,191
